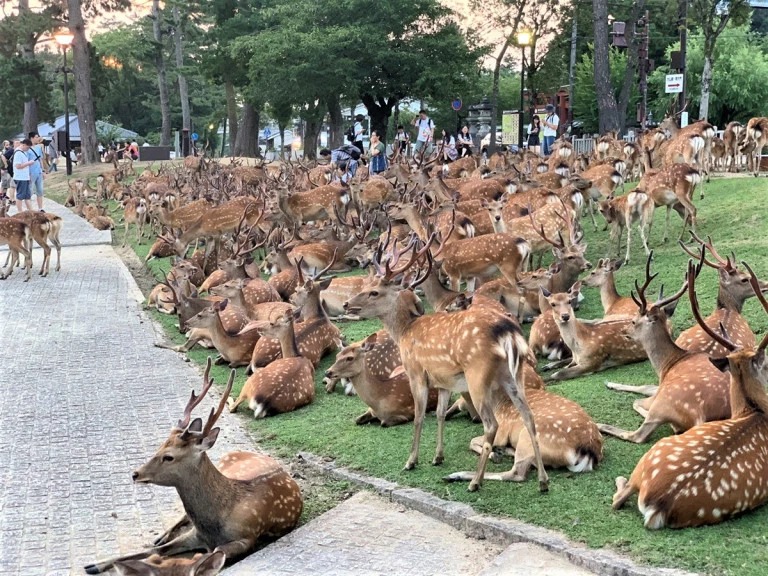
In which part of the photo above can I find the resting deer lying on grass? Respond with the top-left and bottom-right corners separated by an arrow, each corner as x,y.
611,260 -> 768,529
529,282 -> 582,361
598,254 -> 730,443
582,258 -> 639,318
84,359 -> 302,573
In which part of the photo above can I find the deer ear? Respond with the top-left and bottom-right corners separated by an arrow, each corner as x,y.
192,550 -> 227,576
709,356 -> 730,372
389,365 -> 406,379
407,292 -> 425,317
318,277 -> 333,290
612,259 -> 624,271
662,299 -> 680,318
114,559 -> 160,576
569,281 -> 582,295
199,427 -> 220,451
540,287 -> 552,298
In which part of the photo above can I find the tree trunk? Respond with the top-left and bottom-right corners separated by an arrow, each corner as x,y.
327,95 -> 343,149
18,0 -> 38,136
568,14 -> 578,124
592,0 -> 620,133
361,93 -> 396,143
278,123 -> 286,160
699,51 -> 713,122
301,102 -> 323,160
152,0 -> 172,146
489,37 -> 513,155
225,82 -> 238,154
172,6 -> 191,131
67,0 -> 99,164
234,102 -> 259,157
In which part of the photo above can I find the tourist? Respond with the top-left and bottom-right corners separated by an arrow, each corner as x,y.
27,131 -> 46,211
542,104 -> 559,156
394,124 -> 410,156
527,115 -> 542,155
457,125 -> 473,158
13,139 -> 35,213
412,109 -> 434,156
368,131 -> 387,175
440,129 -> 458,163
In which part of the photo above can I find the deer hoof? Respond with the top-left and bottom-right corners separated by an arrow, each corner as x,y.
403,460 -> 417,471
539,480 -> 550,493
432,455 -> 444,466
467,481 -> 481,492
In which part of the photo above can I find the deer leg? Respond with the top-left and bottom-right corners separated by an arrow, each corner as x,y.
588,199 -> 599,231
404,374 -> 429,471
152,515 -> 191,546
498,432 -> 535,482
611,476 -> 636,510
432,388 -> 452,466
632,397 -> 653,418
605,382 -> 658,396
662,205 -> 672,243
381,414 -> 411,427
84,529 -> 206,574
355,409 -> 378,425
213,537 -> 258,561
548,362 -> 596,381
541,358 -> 572,372
638,219 -> 651,256
40,243 -> 51,276
598,417 -> 663,443
623,222 -> 632,264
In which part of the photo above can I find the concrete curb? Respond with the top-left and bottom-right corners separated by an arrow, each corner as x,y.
296,452 -> 699,576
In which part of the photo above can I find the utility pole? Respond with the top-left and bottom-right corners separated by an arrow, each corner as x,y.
568,14 -> 578,125
678,0 -> 688,118
638,10 -> 650,130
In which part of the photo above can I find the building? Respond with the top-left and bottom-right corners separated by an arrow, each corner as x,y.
17,115 -> 138,146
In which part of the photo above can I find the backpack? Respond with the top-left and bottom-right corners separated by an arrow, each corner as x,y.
4,148 -> 13,177
339,144 -> 361,160
344,125 -> 356,142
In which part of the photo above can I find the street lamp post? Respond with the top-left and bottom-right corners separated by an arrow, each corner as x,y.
54,30 -> 74,176
516,30 -> 532,151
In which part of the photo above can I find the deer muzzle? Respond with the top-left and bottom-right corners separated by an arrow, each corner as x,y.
560,313 -> 571,322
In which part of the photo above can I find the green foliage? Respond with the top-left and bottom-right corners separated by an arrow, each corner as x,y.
118,176 -> 768,576
648,25 -> 768,126
574,45 -> 637,134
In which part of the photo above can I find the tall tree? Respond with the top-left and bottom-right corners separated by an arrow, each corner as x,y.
689,0 -> 750,121
592,0 -> 619,132
151,0 -> 171,145
171,5 -> 191,132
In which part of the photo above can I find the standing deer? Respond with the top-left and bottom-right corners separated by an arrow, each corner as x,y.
343,238 -> 549,492
638,164 -> 701,243
744,116 -> 768,176
0,217 -> 32,281
598,189 -> 654,264
84,359 -> 302,573
611,261 -> 768,529
598,255 -> 730,443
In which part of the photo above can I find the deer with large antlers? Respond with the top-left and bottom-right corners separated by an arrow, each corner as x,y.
611,260 -> 768,529
343,238 -> 549,492
84,359 -> 302,573
598,254 -> 731,443
677,234 -> 768,357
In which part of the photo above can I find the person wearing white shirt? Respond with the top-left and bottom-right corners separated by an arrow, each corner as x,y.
542,103 -> 559,157
353,114 -> 365,155
13,139 -> 35,212
412,109 -> 434,156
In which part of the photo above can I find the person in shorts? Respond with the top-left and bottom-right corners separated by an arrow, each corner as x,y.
13,139 -> 35,213
1,140 -> 15,201
27,131 -> 45,211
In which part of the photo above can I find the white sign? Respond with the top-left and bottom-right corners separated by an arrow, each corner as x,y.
665,74 -> 684,94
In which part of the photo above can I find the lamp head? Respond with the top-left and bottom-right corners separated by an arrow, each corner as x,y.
54,29 -> 74,47
517,30 -> 532,46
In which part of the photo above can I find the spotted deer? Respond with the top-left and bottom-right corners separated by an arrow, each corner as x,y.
598,189 -> 654,264
637,164 -> 701,243
541,288 -> 647,381
325,332 -> 439,426
343,239 -> 549,492
8,211 -> 62,277
0,217 -> 32,281
324,329 -> 401,395
114,552 -> 225,576
122,196 -> 148,247
611,261 -> 768,529
743,116 -> 768,176
84,359 -> 302,574
677,234 -> 768,357
598,256 -> 730,443
582,258 -> 638,318
579,164 -> 624,230
444,370 -> 604,483
229,310 -> 315,418
529,282 -> 582,361
722,121 -> 744,173
277,182 -> 351,224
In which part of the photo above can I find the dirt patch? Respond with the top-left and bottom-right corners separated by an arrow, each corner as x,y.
115,244 -> 159,298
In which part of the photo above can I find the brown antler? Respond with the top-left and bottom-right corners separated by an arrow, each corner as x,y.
630,251 -> 658,314
687,259 -> 737,352
176,357 -> 216,431
689,232 -> 736,271
202,368 -> 235,437
529,209 -> 565,250
741,261 -> 768,351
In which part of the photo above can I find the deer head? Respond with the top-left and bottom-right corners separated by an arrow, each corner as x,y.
114,552 -> 225,576
132,358 -> 234,487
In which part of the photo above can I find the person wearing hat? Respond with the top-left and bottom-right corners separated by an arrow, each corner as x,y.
542,103 -> 560,157
353,114 -> 366,155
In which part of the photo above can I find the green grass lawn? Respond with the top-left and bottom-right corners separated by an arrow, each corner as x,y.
101,174 -> 768,575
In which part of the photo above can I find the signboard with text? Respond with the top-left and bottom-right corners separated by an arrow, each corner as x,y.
665,74 -> 684,94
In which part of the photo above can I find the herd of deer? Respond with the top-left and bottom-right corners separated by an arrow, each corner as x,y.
29,114 -> 763,575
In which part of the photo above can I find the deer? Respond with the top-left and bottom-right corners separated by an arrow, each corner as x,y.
598,254 -> 731,444
529,282 -> 582,361
541,287 -> 648,381
324,329 -> 402,395
611,260 -> 768,529
0,217 -> 32,281
228,310 -> 315,418
444,365 -> 604,484
722,121 -> 744,173
83,359 -> 303,574
582,258 -> 638,318
637,163 -> 701,243
578,164 -> 624,230
6,211 -> 62,277
277,182 -> 351,225
343,237 -> 549,493
114,551 -> 225,576
210,278 -> 293,321
122,196 -> 148,247
325,332 -> 440,426
743,116 -> 768,176
598,189 -> 654,264
677,234 -> 768,357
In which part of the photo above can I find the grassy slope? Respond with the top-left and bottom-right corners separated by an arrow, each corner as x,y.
72,171 -> 768,575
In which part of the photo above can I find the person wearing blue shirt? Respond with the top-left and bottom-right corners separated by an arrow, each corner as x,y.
27,131 -> 46,212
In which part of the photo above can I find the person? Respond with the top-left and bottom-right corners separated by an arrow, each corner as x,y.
368,131 -> 387,175
527,115 -> 542,155
98,142 -> 104,158
46,140 -> 59,173
13,139 -> 35,213
457,125 -> 473,158
0,140 -> 10,201
440,129 -> 458,163
129,141 -> 140,160
394,124 -> 410,155
352,114 -> 365,156
330,144 -> 360,183
27,131 -> 46,211
542,104 -> 560,156
412,109 -> 434,156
